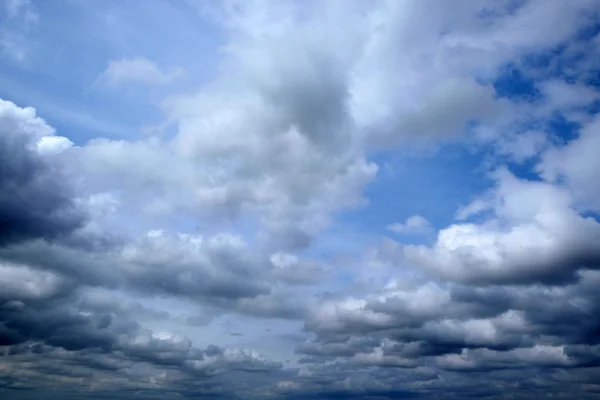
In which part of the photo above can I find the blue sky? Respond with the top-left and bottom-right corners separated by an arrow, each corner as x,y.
0,0 -> 221,141
1,1 -> 600,399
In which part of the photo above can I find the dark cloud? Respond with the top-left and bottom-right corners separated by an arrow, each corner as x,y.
0,234 -> 308,322
0,100 -> 85,246
0,287 -> 282,397
296,271 -> 600,398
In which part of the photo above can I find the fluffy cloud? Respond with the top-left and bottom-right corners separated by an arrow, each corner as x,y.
0,99 -> 83,246
299,270 -> 600,396
2,0 -> 600,399
403,168 -> 600,285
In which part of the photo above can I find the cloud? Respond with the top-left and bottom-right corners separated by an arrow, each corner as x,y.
2,0 -> 600,399
539,80 -> 600,111
4,0 -> 36,21
539,115 -> 600,210
0,99 -> 84,246
493,130 -> 549,164
98,57 -> 184,87
0,0 -> 38,62
87,30 -> 379,249
0,229 -> 310,321
387,215 -> 432,235
300,270 -> 600,393
403,168 -> 600,285
0,285 -> 282,395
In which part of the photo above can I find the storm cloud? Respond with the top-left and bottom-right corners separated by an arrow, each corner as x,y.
0,99 -> 84,246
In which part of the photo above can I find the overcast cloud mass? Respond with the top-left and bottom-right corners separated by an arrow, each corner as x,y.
1,0 -> 600,399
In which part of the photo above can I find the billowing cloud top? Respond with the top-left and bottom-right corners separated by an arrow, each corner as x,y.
1,1 -> 600,399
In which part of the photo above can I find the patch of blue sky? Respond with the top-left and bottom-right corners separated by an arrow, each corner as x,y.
333,144 -> 492,244
0,63 -> 144,141
547,112 -> 584,144
493,64 -> 542,102
490,28 -> 600,164
0,0 -> 223,144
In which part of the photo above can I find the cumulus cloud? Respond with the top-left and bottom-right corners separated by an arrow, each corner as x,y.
2,0 -> 600,399
403,169 -> 600,285
0,99 -> 85,246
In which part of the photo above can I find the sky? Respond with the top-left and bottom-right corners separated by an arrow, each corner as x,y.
1,0 -> 600,399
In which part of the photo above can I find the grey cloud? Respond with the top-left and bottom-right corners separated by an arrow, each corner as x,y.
73,1 -> 379,251
0,233 -> 308,319
3,0 -> 600,399
0,286 -> 282,397
298,271 -> 600,396
297,336 -> 381,359
0,99 -> 85,246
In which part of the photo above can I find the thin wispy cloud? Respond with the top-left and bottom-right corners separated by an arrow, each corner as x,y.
0,0 -> 38,61
98,57 -> 185,87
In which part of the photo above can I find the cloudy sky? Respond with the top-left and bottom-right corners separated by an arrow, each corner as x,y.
1,0 -> 600,399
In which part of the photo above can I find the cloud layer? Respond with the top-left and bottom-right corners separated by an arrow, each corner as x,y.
1,0 -> 600,399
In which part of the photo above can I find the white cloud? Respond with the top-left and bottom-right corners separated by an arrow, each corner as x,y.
539,115 -> 600,211
387,215 -> 432,235
0,98 -> 55,138
494,130 -> 549,164
98,57 -> 184,87
540,80 -> 599,111
36,135 -> 73,155
404,168 -> 600,285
